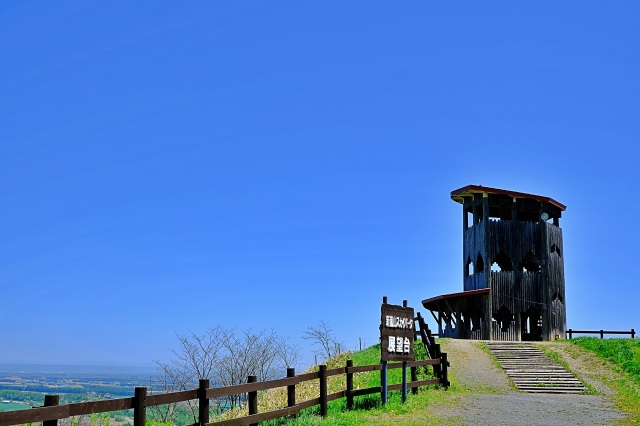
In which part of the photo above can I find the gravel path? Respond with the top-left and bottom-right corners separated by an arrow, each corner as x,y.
428,339 -> 624,425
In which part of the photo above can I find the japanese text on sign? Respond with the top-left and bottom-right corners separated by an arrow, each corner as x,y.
385,315 -> 413,329
380,301 -> 415,362
387,336 -> 411,354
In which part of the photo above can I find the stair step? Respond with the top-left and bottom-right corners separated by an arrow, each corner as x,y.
486,342 -> 586,394
514,382 -> 582,385
509,377 -> 579,381
519,388 -> 584,394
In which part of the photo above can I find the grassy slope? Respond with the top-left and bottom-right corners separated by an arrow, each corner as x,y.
535,337 -> 640,425
571,338 -> 640,382
262,342 -> 451,426
211,338 -> 640,425
570,337 -> 640,423
212,342 -> 450,426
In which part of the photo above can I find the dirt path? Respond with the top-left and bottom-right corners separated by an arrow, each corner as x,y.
428,339 -> 624,425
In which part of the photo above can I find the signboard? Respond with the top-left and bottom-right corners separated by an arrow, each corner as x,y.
380,302 -> 415,362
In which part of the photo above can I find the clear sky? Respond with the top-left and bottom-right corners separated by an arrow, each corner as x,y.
1,2 -> 638,366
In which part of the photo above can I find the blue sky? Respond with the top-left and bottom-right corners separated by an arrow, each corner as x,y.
1,1 -> 638,366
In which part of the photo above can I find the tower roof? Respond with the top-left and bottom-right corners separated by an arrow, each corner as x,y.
450,185 -> 566,211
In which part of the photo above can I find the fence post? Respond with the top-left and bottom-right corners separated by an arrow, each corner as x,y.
433,343 -> 441,378
417,312 -> 430,352
411,365 -> 418,395
198,379 -> 209,426
319,365 -> 327,417
440,353 -> 450,388
133,387 -> 146,426
380,360 -> 388,405
428,336 -> 437,359
346,360 -> 354,410
43,394 -> 59,426
287,367 -> 296,418
632,328 -> 636,339
600,330 -> 604,338
568,329 -> 573,339
401,361 -> 408,403
248,375 -> 258,426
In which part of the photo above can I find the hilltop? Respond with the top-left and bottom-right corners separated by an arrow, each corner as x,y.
251,338 -> 639,425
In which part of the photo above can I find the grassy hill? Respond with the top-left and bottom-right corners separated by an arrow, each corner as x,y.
250,338 -> 640,425
557,337 -> 640,423
209,342 -> 450,426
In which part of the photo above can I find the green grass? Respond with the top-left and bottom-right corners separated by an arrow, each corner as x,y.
261,390 -> 453,426
242,338 -> 640,425
570,338 -> 640,383
260,341 -> 452,426
345,342 -> 433,390
569,337 -> 640,423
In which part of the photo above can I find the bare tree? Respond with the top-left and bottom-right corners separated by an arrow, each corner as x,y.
302,321 -> 344,362
216,328 -> 283,407
154,325 -> 302,415
153,326 -> 230,423
276,336 -> 301,370
173,326 -> 230,380
248,329 -> 280,381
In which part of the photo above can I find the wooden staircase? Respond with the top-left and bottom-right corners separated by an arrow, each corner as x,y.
486,342 -> 585,394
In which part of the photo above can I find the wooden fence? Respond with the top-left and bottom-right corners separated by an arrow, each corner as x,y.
566,328 -> 635,339
0,356 -> 449,426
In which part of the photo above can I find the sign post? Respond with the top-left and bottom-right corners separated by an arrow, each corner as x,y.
402,360 -> 407,402
381,360 -> 387,405
380,297 -> 415,404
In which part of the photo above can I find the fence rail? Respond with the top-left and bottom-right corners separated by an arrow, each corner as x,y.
0,356 -> 449,426
566,328 -> 635,339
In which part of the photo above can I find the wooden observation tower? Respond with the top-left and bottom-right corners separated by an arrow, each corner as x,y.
422,185 -> 567,341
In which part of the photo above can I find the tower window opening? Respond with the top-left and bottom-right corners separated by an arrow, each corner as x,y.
474,205 -> 484,224
491,251 -> 513,272
519,252 -> 540,273
467,257 -> 474,276
493,306 -> 512,332
475,253 -> 485,273
471,317 -> 479,331
521,307 -> 542,341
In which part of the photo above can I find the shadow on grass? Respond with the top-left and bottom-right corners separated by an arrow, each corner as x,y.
351,395 -> 382,411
